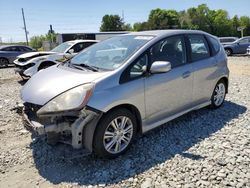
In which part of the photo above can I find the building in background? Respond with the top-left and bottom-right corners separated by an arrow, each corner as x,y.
56,32 -> 128,44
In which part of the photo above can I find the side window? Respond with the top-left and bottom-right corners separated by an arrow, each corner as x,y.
188,35 -> 210,61
71,43 -> 82,53
4,47 -> 20,51
207,36 -> 220,55
19,47 -> 32,52
18,47 -> 27,52
3,47 -> 13,51
129,54 -> 148,79
238,38 -> 249,44
71,42 -> 96,53
150,35 -> 186,68
84,42 -> 96,48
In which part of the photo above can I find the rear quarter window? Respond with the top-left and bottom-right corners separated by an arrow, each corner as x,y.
207,36 -> 220,55
188,35 -> 210,62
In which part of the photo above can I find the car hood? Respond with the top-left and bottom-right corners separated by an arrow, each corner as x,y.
17,51 -> 56,59
21,65 -> 111,105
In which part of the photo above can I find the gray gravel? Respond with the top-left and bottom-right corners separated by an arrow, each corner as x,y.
0,56 -> 250,187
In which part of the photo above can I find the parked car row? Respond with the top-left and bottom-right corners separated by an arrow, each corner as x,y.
219,36 -> 250,56
21,30 -> 229,158
14,40 -> 98,78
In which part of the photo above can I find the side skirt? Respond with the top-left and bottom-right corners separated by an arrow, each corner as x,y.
142,101 -> 211,133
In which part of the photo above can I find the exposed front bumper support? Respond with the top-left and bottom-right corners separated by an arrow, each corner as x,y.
23,106 -> 102,151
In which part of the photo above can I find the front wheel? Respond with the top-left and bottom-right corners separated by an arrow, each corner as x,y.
210,80 -> 226,109
93,108 -> 137,158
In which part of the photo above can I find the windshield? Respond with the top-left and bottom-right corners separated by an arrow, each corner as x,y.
69,35 -> 154,71
51,42 -> 74,53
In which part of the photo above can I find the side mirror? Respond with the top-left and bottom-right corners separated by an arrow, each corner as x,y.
68,49 -> 74,54
150,61 -> 171,74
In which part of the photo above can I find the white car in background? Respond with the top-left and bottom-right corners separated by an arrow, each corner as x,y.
14,40 -> 98,78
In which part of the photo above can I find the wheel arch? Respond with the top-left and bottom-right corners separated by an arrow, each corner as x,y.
216,76 -> 229,93
83,103 -> 143,152
103,104 -> 142,134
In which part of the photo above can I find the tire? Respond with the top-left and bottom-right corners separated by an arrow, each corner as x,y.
225,48 -> 232,56
0,58 -> 9,67
210,80 -> 226,109
93,108 -> 137,158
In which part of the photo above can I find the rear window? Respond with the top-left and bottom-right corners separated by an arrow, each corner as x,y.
188,35 -> 210,61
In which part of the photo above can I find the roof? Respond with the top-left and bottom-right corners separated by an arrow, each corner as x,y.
127,29 -> 208,37
219,37 -> 238,39
0,45 -> 32,49
66,39 -> 99,43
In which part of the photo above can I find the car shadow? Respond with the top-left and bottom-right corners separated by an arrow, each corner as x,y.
30,100 -> 246,186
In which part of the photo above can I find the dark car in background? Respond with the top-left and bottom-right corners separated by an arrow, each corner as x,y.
223,36 -> 250,56
0,45 -> 35,67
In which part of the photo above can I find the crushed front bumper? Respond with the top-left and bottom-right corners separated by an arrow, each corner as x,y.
22,103 -> 102,151
22,111 -> 45,135
14,62 -> 35,78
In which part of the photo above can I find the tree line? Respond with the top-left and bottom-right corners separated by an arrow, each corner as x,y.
100,4 -> 250,37
29,4 -> 250,49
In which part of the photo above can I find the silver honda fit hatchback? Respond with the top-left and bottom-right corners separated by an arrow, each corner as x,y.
21,30 -> 229,158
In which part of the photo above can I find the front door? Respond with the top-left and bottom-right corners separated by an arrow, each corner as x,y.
144,35 -> 193,128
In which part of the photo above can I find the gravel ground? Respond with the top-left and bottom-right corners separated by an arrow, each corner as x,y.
0,56 -> 250,188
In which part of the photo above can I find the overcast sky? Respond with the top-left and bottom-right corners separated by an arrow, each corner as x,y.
0,0 -> 250,42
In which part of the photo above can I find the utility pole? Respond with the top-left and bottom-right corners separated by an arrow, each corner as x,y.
122,10 -> 124,22
21,8 -> 29,46
49,24 -> 54,49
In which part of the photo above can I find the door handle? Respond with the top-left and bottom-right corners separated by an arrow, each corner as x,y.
182,71 -> 191,78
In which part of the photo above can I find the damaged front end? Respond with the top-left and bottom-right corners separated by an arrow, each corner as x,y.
23,102 -> 102,153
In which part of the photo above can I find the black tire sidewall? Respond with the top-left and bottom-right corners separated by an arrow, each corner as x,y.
225,49 -> 232,56
0,58 -> 9,67
93,108 -> 137,158
211,80 -> 226,109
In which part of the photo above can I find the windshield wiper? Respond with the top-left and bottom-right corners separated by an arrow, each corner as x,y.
71,63 -> 99,72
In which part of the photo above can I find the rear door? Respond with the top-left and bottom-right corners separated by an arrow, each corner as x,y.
187,34 -> 218,105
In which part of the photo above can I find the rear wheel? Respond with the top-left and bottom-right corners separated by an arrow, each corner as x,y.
93,108 -> 137,158
210,80 -> 226,109
225,48 -> 232,56
0,58 -> 9,67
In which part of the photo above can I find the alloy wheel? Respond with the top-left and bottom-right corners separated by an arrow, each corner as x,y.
103,116 -> 133,154
214,83 -> 226,106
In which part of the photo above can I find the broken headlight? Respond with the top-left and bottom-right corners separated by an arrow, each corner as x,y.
37,83 -> 94,115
